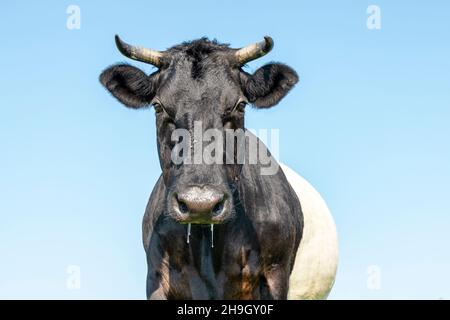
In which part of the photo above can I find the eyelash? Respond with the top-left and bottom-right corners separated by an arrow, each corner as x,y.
235,101 -> 247,113
152,101 -> 174,120
225,101 -> 247,116
152,101 -> 164,114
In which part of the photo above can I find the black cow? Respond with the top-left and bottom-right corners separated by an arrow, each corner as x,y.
100,35 -> 302,299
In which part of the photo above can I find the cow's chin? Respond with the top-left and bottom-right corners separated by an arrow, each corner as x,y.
169,210 -> 232,225
174,216 -> 226,225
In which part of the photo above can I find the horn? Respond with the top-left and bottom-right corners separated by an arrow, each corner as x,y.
115,35 -> 165,67
234,36 -> 274,65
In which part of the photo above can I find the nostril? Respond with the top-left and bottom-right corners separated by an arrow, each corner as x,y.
212,201 -> 224,215
178,200 -> 189,214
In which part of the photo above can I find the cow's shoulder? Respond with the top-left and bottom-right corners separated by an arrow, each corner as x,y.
236,159 -> 302,263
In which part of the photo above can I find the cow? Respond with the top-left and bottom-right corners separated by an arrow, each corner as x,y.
99,35 -> 338,299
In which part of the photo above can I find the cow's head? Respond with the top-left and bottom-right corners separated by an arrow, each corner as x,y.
100,36 -> 298,225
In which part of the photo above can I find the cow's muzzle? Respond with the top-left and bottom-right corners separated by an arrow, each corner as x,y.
169,186 -> 231,224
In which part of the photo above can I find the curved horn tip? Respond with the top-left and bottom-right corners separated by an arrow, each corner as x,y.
263,36 -> 274,51
112,35 -> 165,68
114,34 -> 128,55
114,34 -> 122,46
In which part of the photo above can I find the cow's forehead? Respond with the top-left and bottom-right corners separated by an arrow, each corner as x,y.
157,59 -> 241,111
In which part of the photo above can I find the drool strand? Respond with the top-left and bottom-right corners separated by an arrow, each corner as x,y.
210,224 -> 214,248
187,223 -> 191,244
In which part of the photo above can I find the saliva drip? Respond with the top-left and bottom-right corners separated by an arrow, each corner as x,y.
187,223 -> 191,244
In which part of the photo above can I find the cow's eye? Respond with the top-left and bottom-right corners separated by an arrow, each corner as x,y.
236,101 -> 247,113
234,101 -> 247,114
152,102 -> 164,114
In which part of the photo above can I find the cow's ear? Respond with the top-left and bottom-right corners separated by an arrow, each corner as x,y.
244,63 -> 298,109
99,64 -> 155,109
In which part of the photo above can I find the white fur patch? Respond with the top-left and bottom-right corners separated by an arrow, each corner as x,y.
280,164 -> 339,300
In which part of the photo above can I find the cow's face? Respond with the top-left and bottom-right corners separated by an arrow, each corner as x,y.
100,36 -> 298,225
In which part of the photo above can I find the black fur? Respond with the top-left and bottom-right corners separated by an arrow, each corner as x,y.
100,38 -> 298,108
99,64 -> 156,108
99,37 -> 302,300
245,63 -> 299,108
170,38 -> 230,79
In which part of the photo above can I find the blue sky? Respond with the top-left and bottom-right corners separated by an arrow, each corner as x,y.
1,0 -> 449,299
